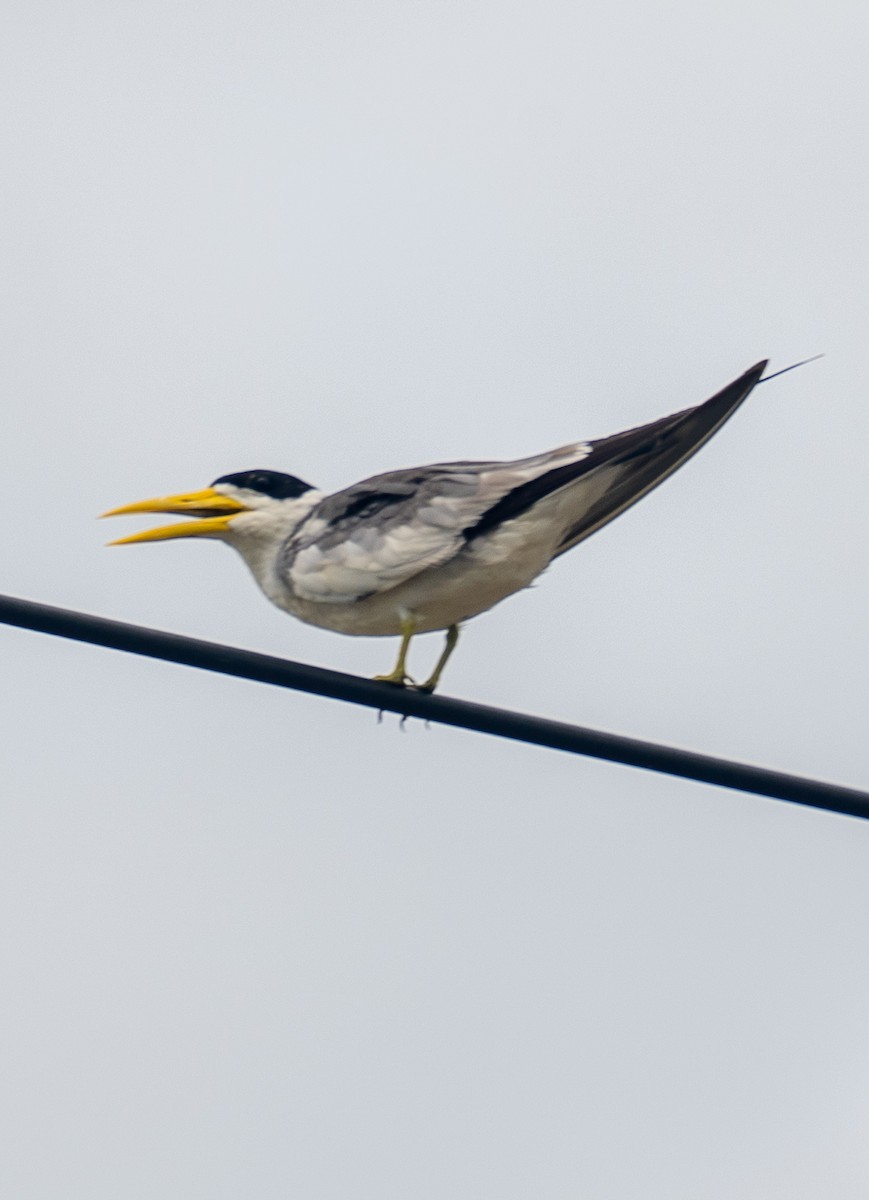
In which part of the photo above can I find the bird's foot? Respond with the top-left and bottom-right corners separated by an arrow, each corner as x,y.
372,670 -> 418,688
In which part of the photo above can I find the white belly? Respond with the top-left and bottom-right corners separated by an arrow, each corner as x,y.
275,517 -> 560,636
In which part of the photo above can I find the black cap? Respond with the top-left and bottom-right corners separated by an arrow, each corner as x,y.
212,470 -> 313,500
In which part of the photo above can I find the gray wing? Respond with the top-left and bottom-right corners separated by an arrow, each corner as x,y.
282,447 -> 593,604
284,361 -> 766,604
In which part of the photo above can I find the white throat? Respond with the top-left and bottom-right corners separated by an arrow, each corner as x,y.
223,490 -> 324,607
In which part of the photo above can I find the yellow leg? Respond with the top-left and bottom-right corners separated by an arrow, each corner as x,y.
373,616 -> 417,687
417,625 -> 460,693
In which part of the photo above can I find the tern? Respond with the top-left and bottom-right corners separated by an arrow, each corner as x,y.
104,361 -> 773,691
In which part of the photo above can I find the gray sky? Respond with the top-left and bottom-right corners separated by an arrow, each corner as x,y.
2,2 -> 869,1197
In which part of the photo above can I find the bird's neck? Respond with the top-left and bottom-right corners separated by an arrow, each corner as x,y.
224,490 -> 324,605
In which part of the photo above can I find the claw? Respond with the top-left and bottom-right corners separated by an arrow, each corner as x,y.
372,671 -> 417,688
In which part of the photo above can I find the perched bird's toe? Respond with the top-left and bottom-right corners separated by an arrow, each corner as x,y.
372,671 -> 417,688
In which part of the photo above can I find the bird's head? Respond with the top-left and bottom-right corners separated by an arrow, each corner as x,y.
102,470 -> 319,548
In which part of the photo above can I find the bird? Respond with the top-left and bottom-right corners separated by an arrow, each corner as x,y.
103,361 -> 769,692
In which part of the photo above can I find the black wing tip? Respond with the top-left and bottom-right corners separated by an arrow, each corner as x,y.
705,360 -> 767,409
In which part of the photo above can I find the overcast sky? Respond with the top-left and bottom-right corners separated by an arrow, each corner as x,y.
2,2 -> 869,1197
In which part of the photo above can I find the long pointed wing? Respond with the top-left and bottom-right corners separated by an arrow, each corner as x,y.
549,359 -> 767,556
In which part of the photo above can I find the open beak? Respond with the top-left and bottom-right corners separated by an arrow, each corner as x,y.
101,487 -> 250,545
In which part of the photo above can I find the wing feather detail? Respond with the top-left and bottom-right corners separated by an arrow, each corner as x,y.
281,453 -> 591,603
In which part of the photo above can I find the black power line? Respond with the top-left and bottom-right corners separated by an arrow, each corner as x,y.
1,590 -> 867,821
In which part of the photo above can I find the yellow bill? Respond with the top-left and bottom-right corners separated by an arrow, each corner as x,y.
101,487 -> 249,545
